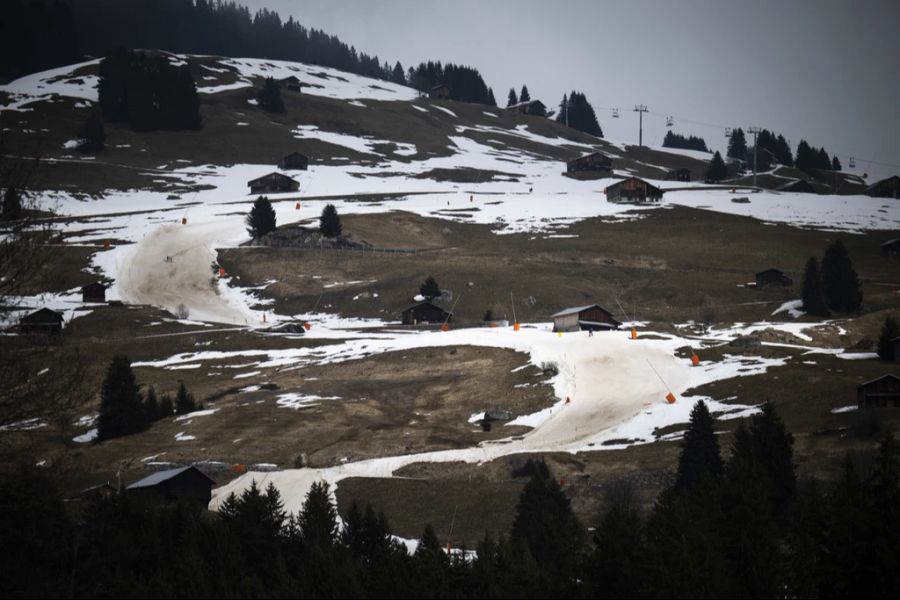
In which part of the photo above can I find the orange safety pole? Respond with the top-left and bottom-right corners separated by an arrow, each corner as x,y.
181,217 -> 187,225
646,358 -> 677,404
218,267 -> 226,277
296,201 -> 301,210
103,239 -> 111,250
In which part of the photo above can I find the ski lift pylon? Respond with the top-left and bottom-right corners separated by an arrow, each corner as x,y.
666,116 -> 674,127
612,108 -> 620,118
849,157 -> 856,168
725,127 -> 732,137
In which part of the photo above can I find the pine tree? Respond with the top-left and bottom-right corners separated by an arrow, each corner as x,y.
821,239 -> 862,312
588,484 -> 644,597
143,386 -> 159,422
158,394 -> 174,419
727,128 -> 747,160
832,155 -> 843,171
877,316 -> 900,361
675,400 -> 723,491
390,61 -> 406,85
257,77 -> 284,112
419,276 -> 440,299
519,85 -> 530,103
801,256 -> 830,317
795,140 -> 816,175
486,86 -> 496,107
706,151 -> 727,183
246,195 -> 277,238
319,203 -> 342,238
298,480 -> 338,550
175,382 -> 196,415
1,186 -> 23,220
507,88 -> 518,107
747,402 -> 796,520
557,91 -> 603,137
78,113 -> 106,152
556,93 -> 568,124
97,355 -> 147,440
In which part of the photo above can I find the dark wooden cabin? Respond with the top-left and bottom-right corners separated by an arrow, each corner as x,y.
604,177 -> 664,203
428,84 -> 450,100
551,304 -> 622,332
402,301 -> 452,325
857,374 -> 900,408
665,168 -> 692,182
755,268 -> 793,288
277,152 -> 309,171
865,175 -> 900,199
882,238 -> 900,257
278,75 -> 302,92
567,152 -> 613,174
126,466 -> 214,510
20,308 -> 64,334
248,172 -> 300,194
506,100 -> 547,116
81,282 -> 107,303
778,179 -> 817,194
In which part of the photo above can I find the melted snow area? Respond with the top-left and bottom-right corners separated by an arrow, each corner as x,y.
3,56 -> 897,513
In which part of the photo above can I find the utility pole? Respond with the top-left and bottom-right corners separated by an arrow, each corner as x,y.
748,126 -> 762,188
634,105 -> 648,147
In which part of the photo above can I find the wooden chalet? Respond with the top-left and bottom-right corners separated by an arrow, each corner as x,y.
428,84 -> 450,100
665,168 -> 692,182
865,175 -> 900,199
857,374 -> 900,408
278,75 -> 302,92
567,152 -> 613,174
19,308 -> 64,334
755,268 -> 793,288
881,238 -> 900,257
506,100 -> 546,116
551,304 -> 622,333
604,177 -> 664,203
81,282 -> 107,303
126,466 -> 215,510
277,152 -> 309,171
248,172 -> 300,194
402,301 -> 451,325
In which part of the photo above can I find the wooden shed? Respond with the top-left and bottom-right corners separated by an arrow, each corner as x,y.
857,374 -> 900,408
20,308 -> 63,334
755,268 -> 793,288
604,177 -> 664,203
567,152 -> 613,174
277,152 -> 309,171
402,301 -> 452,325
81,282 -> 107,303
551,304 -> 622,333
278,75 -> 302,92
248,172 -> 300,194
865,175 -> 900,199
126,466 -> 214,510
665,168 -> 692,182
882,239 -> 900,257
428,84 -> 450,100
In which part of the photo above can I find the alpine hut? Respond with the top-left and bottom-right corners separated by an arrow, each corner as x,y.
402,301 -> 452,325
604,177 -> 664,203
857,374 -> 900,408
755,268 -> 793,288
567,152 -> 614,174
19,308 -> 64,334
126,466 -> 215,510
248,172 -> 300,194
551,304 -> 622,332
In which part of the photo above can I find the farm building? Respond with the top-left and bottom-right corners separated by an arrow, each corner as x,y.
778,179 -> 817,194
277,152 -> 309,171
402,301 -> 452,325
857,374 -> 900,408
81,282 -> 107,303
605,177 -> 664,203
665,168 -> 692,182
865,175 -> 900,199
567,152 -> 613,174
882,239 -> 900,257
278,75 -> 302,92
506,100 -> 547,116
126,466 -> 215,510
248,172 -> 300,194
755,268 -> 793,288
551,304 -> 622,332
428,84 -> 450,99
20,308 -> 64,334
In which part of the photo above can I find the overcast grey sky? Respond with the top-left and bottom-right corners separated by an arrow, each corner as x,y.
245,0 -> 899,177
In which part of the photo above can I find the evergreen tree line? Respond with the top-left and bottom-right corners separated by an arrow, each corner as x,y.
796,139 -> 843,175
3,401 -> 899,597
98,48 -> 202,131
801,239 -> 863,317
555,91 -> 603,137
0,0 -> 404,85
408,61 -> 496,106
727,128 -> 843,175
97,355 -> 197,441
662,130 -> 709,152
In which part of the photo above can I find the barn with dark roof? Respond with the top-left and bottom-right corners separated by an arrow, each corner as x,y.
126,466 -> 215,509
551,304 -> 622,332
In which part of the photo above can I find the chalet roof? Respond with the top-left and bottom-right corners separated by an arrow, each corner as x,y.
669,167 -> 691,173
865,175 -> 900,193
756,268 -> 788,276
403,300 -> 451,314
778,179 -> 816,193
880,238 -> 900,247
126,466 -> 214,490
569,151 -> 613,163
279,75 -> 300,83
81,282 -> 107,291
280,151 -> 308,159
506,100 -> 545,110
430,83 -> 449,90
551,304 -> 613,318
247,172 -> 298,186
21,308 -> 63,322
857,374 -> 900,389
604,177 -> 663,194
